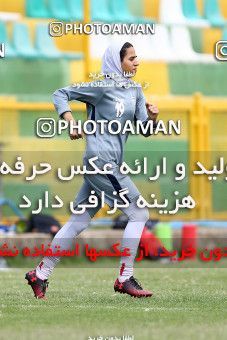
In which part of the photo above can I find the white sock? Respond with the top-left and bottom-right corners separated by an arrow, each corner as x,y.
118,263 -> 133,283
36,211 -> 91,280
118,201 -> 149,282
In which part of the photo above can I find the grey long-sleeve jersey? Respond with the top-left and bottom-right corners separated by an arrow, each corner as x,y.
52,79 -> 150,167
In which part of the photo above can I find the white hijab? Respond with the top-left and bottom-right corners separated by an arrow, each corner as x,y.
101,41 -> 133,82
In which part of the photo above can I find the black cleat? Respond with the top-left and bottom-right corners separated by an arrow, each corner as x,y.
25,270 -> 49,299
114,276 -> 153,298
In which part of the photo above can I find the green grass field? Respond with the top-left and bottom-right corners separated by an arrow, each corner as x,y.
0,265 -> 227,340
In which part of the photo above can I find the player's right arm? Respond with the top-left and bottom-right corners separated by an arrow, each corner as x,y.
61,111 -> 82,140
52,82 -> 104,140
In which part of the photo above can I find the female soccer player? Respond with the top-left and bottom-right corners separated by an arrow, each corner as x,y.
25,41 -> 159,299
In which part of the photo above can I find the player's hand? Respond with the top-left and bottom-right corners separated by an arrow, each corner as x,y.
69,121 -> 84,140
146,102 -> 159,122
62,112 -> 84,140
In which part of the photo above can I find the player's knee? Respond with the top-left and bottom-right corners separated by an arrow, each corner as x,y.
129,207 -> 149,223
139,208 -> 149,223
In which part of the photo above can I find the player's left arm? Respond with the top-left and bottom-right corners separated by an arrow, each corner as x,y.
135,87 -> 159,137
145,102 -> 159,123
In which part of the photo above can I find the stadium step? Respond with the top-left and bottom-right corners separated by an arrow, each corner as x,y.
13,22 -> 40,59
0,21 -> 17,57
204,0 -> 226,27
26,0 -> 50,18
48,0 -> 71,21
182,0 -> 209,27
